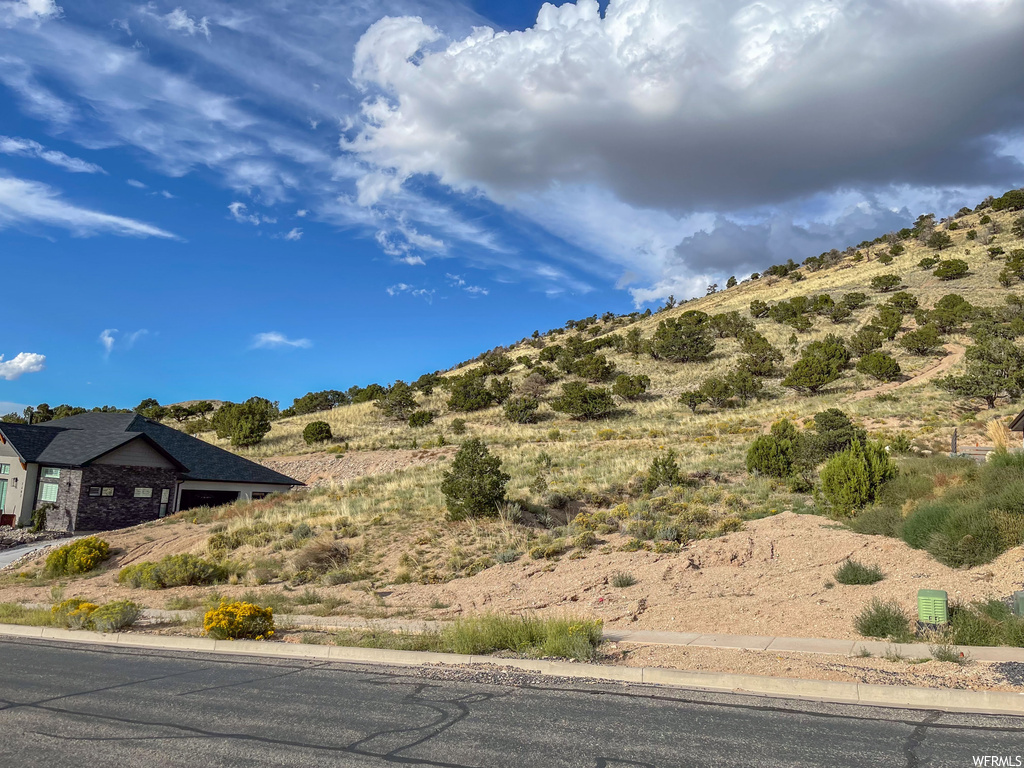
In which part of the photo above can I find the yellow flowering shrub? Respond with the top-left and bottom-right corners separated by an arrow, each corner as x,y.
203,600 -> 274,640
45,537 -> 111,577
52,598 -> 98,629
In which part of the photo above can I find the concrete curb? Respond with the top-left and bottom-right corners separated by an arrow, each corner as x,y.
2,623 -> 1023,716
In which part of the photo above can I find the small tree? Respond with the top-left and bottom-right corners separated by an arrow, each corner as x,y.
408,410 -> 435,428
503,396 -> 539,424
649,313 -> 715,363
819,440 -> 896,516
887,291 -> 919,314
678,390 -> 704,414
856,351 -> 901,382
782,335 -> 850,394
571,354 -> 617,382
727,369 -> 764,404
933,259 -> 969,281
929,294 -> 974,332
550,382 -> 615,420
899,324 -> 942,355
938,337 -> 1024,408
738,332 -> 784,377
447,375 -> 494,412
440,439 -> 510,521
746,420 -> 799,478
374,381 -> 418,420
849,327 -> 883,356
611,374 -> 650,400
643,450 -> 683,492
870,274 -> 902,293
302,421 -> 332,445
926,231 -> 953,250
698,377 -> 733,410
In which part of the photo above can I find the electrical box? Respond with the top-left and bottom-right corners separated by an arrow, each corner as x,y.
918,589 -> 949,626
1013,591 -> 1024,618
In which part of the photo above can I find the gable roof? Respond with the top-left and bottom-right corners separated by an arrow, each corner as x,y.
1010,409 -> 1024,432
11,413 -> 300,486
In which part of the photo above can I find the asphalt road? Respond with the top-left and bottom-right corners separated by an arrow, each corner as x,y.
1,638 -> 1022,767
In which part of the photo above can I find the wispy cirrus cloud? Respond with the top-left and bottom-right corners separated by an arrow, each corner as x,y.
0,174 -> 177,238
162,7 -> 210,40
99,328 -> 149,359
250,331 -> 311,350
0,135 -> 105,173
0,351 -> 46,380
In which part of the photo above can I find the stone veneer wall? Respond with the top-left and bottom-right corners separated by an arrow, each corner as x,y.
72,465 -> 178,531
44,469 -> 83,532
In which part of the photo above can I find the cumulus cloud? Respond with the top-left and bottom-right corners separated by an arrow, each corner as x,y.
0,135 -> 105,173
282,227 -> 302,241
348,0 -> 1024,301
250,331 -> 312,349
228,201 -> 276,225
0,351 -> 46,380
0,0 -> 60,28
0,174 -> 178,238
99,329 -> 117,357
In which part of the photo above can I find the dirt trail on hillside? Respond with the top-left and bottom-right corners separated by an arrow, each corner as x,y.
261,447 -> 456,488
846,343 -> 965,402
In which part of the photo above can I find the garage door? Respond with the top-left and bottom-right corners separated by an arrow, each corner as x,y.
178,489 -> 240,511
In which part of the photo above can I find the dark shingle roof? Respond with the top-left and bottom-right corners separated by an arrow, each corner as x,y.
0,422 -> 65,462
19,413 -> 299,485
1010,410 -> 1024,432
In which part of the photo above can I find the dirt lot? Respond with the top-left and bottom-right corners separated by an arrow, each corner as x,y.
261,447 -> 455,488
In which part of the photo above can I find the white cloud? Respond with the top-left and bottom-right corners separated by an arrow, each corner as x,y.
0,135 -> 105,173
283,227 -> 302,241
99,329 -> 117,357
295,209 -> 308,218
250,331 -> 312,350
386,283 -> 434,301
0,55 -> 75,124
163,7 -> 210,40
0,174 -> 178,238
126,179 -> 147,189
347,0 -> 1024,301
0,351 -> 46,380
0,0 -> 60,28
445,273 -> 489,296
227,201 -> 275,225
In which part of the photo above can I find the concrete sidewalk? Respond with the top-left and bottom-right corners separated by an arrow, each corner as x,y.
140,609 -> 1024,664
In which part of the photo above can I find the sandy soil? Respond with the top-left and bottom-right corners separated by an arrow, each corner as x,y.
610,643 -> 1024,692
261,447 -> 455,487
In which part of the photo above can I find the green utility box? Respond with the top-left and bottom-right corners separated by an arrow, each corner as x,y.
918,589 -> 949,626
1013,591 -> 1024,618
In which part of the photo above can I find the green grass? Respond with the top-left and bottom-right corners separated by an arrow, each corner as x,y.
833,559 -> 884,585
0,603 -> 53,626
610,572 -> 637,588
855,598 -> 913,642
331,614 -> 604,662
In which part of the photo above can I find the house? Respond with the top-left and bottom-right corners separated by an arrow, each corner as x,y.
1011,408 -> 1024,449
0,412 -> 301,531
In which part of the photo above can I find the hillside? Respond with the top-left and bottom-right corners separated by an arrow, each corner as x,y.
3,193 -> 1024,680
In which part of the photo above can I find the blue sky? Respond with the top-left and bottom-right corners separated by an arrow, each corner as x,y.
2,0 -> 1022,413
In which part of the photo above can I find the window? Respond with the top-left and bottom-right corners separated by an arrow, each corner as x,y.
134,487 -> 153,498
160,489 -> 170,503
41,467 -> 60,479
38,483 -> 58,503
89,487 -> 102,497
101,487 -> 114,497
0,463 -> 9,475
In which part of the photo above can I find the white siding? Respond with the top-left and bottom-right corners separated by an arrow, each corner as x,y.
92,439 -> 175,468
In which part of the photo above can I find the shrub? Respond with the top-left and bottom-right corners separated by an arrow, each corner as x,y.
855,598 -> 912,640
856,351 -> 901,382
819,441 -> 897,516
945,602 -> 1003,647
118,553 -> 227,589
739,332 -> 784,376
746,420 -> 799,478
643,450 -> 683,492
901,500 -> 955,549
52,598 -> 98,629
887,291 -> 919,314
934,259 -> 969,280
441,438 -> 510,521
550,382 -> 615,420
450,418 -> 467,435
783,334 -> 851,394
610,572 -> 637,588
302,421 -> 332,445
834,559 -> 884,585
848,506 -> 903,537
439,614 -> 603,662
447,375 -> 494,412
408,410 -> 435,428
571,354 -> 617,382
30,504 -> 53,533
849,327 -> 883,356
870,274 -> 902,292
899,324 -> 942,355
503,396 -> 539,424
918,256 -> 939,269
927,507 -> 1005,568
203,600 -> 275,640
611,374 -> 650,400
90,600 -> 144,632
649,313 -> 715,363
926,231 -> 953,250
45,537 -> 111,577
